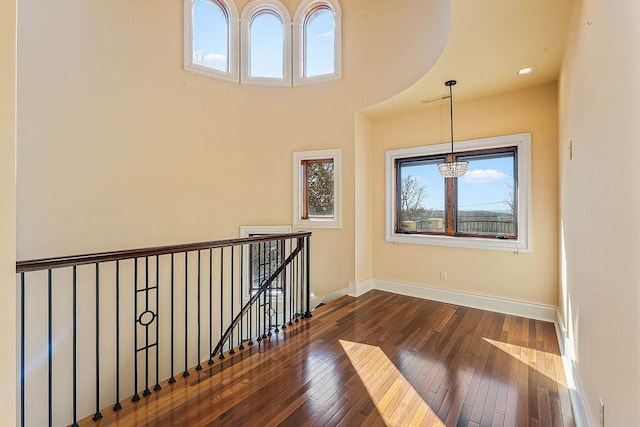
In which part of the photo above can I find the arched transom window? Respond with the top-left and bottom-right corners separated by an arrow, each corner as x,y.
185,0 -> 239,82
185,0 -> 342,86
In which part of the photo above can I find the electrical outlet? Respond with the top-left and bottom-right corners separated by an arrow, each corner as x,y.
599,398 -> 605,426
440,271 -> 447,281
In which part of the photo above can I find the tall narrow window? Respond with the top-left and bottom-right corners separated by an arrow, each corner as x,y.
294,0 -> 342,84
241,0 -> 291,85
192,0 -> 228,72
304,8 -> 334,77
293,149 -> 342,228
250,12 -> 284,78
302,159 -> 334,219
185,0 -> 239,81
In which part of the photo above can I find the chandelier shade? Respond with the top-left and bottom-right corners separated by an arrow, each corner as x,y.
437,161 -> 468,177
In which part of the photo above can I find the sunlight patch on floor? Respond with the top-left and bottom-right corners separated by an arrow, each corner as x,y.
339,340 -> 445,426
482,337 -> 565,387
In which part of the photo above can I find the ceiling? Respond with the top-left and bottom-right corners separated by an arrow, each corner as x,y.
365,0 -> 575,117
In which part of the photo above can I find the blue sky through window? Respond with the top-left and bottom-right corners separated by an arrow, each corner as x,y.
305,9 -> 335,77
401,155 -> 514,214
401,161 -> 445,211
250,12 -> 284,78
458,155 -> 514,213
193,0 -> 228,72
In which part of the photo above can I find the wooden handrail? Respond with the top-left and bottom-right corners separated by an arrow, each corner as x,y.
16,231 -> 312,273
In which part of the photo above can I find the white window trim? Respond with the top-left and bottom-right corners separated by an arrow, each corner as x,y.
385,133 -> 532,252
184,0 -> 240,83
240,0 -> 292,87
240,225 -> 292,303
292,0 -> 342,85
293,149 -> 342,229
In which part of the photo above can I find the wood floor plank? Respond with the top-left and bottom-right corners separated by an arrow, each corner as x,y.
81,291 -> 573,427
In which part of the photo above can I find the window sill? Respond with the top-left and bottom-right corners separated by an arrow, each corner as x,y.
386,232 -> 530,252
293,218 -> 341,229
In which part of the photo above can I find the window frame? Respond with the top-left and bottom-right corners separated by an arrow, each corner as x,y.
293,149 -> 342,229
240,0 -> 292,86
293,0 -> 342,85
385,133 -> 531,252
184,0 -> 240,82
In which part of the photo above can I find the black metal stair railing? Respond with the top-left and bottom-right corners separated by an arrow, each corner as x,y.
16,231 -> 312,427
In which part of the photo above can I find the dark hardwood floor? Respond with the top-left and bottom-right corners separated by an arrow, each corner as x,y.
86,290 -> 574,426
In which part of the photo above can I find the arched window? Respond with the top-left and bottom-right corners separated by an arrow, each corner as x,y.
294,0 -> 342,84
185,0 -> 239,81
241,0 -> 291,86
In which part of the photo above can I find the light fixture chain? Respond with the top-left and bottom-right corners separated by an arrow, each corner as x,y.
449,82 -> 454,155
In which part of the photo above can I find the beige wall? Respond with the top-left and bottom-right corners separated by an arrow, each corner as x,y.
16,0 -> 450,298
559,0 -> 640,423
371,83 -> 559,306
0,0 -> 17,424
354,112 -> 373,283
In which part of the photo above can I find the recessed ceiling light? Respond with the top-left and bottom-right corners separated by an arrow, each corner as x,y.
515,67 -> 535,76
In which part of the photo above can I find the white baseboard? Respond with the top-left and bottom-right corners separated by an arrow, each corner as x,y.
311,286 -> 348,310
348,278 -> 374,297
555,312 -> 594,427
363,278 -> 556,322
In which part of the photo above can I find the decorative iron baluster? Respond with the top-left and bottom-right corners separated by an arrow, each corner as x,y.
229,248 -> 235,355
48,270 -> 52,427
183,252 -> 189,378
196,250 -> 202,371
143,257 -> 150,397
114,260 -> 122,409
208,249 -> 214,365
72,266 -> 78,427
20,272 -> 25,427
239,245 -> 245,351
93,263 -> 103,420
248,249 -> 254,347
268,241 -> 273,337
132,259 -> 140,402
169,254 -> 176,384
219,247 -> 224,360
282,240 -> 288,331
154,256 -> 161,392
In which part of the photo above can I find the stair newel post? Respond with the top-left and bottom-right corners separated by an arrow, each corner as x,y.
239,244 -> 245,351
304,235 -> 312,318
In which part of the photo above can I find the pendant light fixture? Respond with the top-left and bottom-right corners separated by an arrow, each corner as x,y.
437,80 -> 468,178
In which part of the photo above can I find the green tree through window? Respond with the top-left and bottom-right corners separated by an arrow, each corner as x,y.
303,159 -> 334,218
